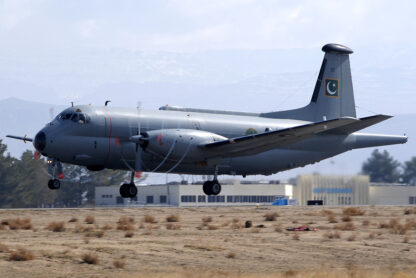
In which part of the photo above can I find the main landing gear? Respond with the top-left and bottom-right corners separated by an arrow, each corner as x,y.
202,166 -> 222,195
48,179 -> 61,190
120,171 -> 138,198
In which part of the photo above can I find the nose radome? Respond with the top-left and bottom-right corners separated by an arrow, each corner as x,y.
34,131 -> 46,151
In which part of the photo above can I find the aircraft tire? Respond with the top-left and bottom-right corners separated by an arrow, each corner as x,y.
48,179 -> 60,190
203,181 -> 213,195
127,183 -> 138,198
211,181 -> 221,195
119,184 -> 129,198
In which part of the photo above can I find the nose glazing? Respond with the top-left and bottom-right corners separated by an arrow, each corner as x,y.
34,131 -> 46,151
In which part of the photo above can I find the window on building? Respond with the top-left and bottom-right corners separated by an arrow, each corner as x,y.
198,195 -> 206,202
409,196 -> 416,204
160,195 -> 167,204
181,195 -> 196,202
116,197 -> 124,204
146,196 -> 154,204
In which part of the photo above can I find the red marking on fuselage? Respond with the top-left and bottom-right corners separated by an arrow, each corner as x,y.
104,107 -> 113,164
115,137 -> 120,147
157,134 -> 163,146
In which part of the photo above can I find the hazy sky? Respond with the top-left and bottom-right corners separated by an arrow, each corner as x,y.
1,0 -> 415,52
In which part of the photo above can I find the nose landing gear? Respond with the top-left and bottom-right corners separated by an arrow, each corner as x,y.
119,171 -> 138,198
47,158 -> 64,190
202,165 -> 222,195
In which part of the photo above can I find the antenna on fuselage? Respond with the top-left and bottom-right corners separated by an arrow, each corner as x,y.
105,100 -> 111,106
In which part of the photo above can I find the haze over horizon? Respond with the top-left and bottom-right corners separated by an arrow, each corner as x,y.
1,0 -> 414,183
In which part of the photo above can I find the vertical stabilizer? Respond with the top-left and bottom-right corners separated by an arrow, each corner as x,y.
261,43 -> 357,121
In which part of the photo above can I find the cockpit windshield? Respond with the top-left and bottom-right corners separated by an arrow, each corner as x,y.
58,111 -> 89,124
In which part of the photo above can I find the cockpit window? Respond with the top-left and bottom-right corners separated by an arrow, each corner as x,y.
58,112 -> 89,124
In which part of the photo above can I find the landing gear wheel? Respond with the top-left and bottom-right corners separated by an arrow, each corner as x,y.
211,180 -> 221,195
47,179 -> 60,190
203,181 -> 213,195
120,183 -> 137,198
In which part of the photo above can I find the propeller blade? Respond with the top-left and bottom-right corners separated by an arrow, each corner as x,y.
6,135 -> 33,143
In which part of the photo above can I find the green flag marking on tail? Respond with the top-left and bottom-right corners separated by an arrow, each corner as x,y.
325,79 -> 339,97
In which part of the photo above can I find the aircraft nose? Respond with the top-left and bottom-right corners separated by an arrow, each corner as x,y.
34,131 -> 46,151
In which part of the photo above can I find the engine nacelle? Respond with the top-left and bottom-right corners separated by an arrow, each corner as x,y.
144,129 -> 226,161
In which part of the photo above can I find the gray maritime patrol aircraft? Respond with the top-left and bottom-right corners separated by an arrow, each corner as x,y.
7,43 -> 407,198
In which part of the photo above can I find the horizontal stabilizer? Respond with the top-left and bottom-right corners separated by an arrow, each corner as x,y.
203,117 -> 358,157
326,114 -> 392,134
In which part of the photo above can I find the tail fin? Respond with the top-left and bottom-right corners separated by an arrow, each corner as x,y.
262,43 -> 356,122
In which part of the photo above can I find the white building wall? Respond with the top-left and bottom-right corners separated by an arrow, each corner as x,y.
369,186 -> 416,205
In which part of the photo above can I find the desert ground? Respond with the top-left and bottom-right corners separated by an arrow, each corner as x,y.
0,206 -> 416,278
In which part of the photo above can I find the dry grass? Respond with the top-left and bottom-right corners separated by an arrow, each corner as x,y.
334,222 -> 355,231
202,216 -> 212,224
403,236 -> 410,243
117,217 -> 135,231
343,207 -> 365,216
342,215 -> 352,222
166,214 -> 180,222
143,215 -> 157,224
226,251 -> 236,259
404,208 -> 416,215
9,248 -> 34,261
166,223 -> 181,230
328,215 -> 338,223
113,258 -> 126,268
207,224 -> 219,230
73,224 -> 94,233
84,215 -> 95,224
86,230 -> 105,238
125,231 -> 134,238
323,231 -> 342,239
82,252 -> 99,264
347,233 -> 357,241
68,217 -> 78,223
292,233 -> 300,240
2,218 -> 33,230
264,212 -> 279,221
47,221 -> 66,232
101,224 -> 113,230
320,209 -> 335,216
0,243 -> 9,253
362,220 -> 370,226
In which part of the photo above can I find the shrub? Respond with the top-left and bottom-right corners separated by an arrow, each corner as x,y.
226,252 -> 236,259
264,212 -> 279,221
84,215 -> 95,224
362,220 -> 370,226
4,218 -> 33,230
321,209 -> 335,216
101,224 -> 113,230
47,221 -> 66,232
328,215 -> 338,223
334,222 -> 355,231
166,214 -> 180,222
343,207 -> 365,216
323,231 -> 342,239
202,216 -> 212,224
9,248 -> 34,261
82,253 -> 99,264
125,231 -> 134,238
342,215 -> 352,222
244,220 -> 252,228
347,234 -> 357,241
0,243 -> 9,253
207,224 -> 219,230
166,223 -> 180,230
68,217 -> 78,223
367,232 -> 376,239
113,258 -> 126,268
117,218 -> 134,231
143,215 -> 156,224
292,233 -> 300,240
86,230 -> 105,238
274,224 -> 283,233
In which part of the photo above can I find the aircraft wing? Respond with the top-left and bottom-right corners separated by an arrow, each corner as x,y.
202,117 -> 359,157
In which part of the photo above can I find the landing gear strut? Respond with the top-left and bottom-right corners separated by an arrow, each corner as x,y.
202,166 -> 221,195
47,158 -> 63,190
120,171 -> 138,198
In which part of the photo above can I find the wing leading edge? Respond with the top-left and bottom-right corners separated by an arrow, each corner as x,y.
202,117 -> 359,157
